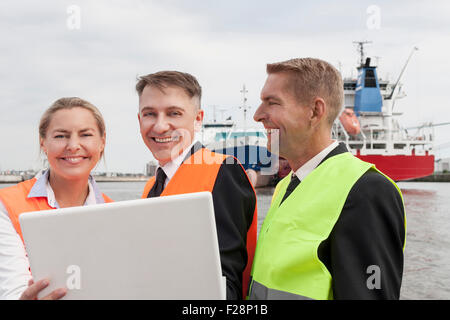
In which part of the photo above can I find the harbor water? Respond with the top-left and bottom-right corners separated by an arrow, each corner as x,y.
1,181 -> 449,299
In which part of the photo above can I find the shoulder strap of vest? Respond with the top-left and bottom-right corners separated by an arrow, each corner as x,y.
102,194 -> 114,203
163,148 -> 227,195
271,174 -> 291,204
142,176 -> 156,199
369,166 -> 406,251
142,148 -> 228,198
0,178 -> 53,243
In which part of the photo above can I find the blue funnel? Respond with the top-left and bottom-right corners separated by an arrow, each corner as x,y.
354,58 -> 383,115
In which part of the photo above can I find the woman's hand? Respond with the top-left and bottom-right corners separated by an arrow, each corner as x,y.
19,278 -> 67,300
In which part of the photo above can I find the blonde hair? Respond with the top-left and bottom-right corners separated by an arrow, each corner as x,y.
39,97 -> 106,139
267,58 -> 343,125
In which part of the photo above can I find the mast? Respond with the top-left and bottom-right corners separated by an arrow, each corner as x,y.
388,46 -> 419,103
211,105 -> 218,123
239,84 -> 249,132
353,40 -> 372,67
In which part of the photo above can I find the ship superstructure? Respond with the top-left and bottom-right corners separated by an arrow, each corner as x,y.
335,42 -> 434,181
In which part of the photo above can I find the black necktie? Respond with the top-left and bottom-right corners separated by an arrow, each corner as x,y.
147,168 -> 167,198
280,174 -> 301,205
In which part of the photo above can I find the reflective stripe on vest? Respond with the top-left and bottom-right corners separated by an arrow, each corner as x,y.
250,278 -> 313,300
142,147 -> 258,299
0,178 -> 113,244
249,152 -> 404,300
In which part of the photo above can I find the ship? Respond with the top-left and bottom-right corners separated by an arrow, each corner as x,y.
200,87 -> 279,187
335,41 -> 434,181
201,42 -> 435,185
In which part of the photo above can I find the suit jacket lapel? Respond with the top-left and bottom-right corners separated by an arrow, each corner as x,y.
318,143 -> 349,167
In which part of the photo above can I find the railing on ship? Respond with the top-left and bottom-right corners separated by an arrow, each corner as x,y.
332,121 -> 434,156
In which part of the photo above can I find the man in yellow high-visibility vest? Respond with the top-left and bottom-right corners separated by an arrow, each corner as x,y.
249,58 -> 405,300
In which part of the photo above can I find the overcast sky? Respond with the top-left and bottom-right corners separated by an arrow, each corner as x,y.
1,0 -> 449,173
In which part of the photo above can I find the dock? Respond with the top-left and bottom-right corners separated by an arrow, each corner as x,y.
409,172 -> 450,182
0,175 -> 24,183
0,175 -> 149,184
92,176 -> 148,182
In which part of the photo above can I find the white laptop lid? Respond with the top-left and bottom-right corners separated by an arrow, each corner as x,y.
19,192 -> 225,300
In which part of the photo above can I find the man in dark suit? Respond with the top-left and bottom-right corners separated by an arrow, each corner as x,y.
136,71 -> 257,299
249,58 -> 405,299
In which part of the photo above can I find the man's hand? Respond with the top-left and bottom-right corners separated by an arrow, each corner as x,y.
19,279 -> 67,300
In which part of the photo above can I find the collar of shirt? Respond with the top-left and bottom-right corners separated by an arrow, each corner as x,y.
156,139 -> 198,188
294,140 -> 339,181
27,169 -> 104,208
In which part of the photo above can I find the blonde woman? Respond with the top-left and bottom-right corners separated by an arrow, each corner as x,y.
0,97 -> 112,300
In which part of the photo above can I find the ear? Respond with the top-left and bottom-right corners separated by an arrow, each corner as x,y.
137,112 -> 141,122
194,108 -> 204,132
310,97 -> 327,127
100,132 -> 106,153
39,137 -> 47,155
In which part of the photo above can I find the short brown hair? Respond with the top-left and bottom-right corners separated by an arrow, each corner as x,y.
39,97 -> 106,139
267,58 -> 343,125
136,71 -> 202,107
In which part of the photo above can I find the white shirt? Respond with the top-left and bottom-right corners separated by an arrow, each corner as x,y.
0,169 -> 105,300
293,140 -> 339,181
156,140 -> 199,188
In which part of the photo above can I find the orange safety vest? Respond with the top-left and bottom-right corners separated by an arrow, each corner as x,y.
0,178 -> 113,243
142,148 -> 258,299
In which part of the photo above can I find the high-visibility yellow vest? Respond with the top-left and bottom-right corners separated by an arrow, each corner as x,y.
249,152 -> 404,300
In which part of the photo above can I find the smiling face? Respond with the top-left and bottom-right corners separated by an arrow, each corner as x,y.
138,85 -> 204,165
40,107 -> 106,181
254,72 -> 313,160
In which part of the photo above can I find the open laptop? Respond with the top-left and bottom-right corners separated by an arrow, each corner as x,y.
19,192 -> 226,300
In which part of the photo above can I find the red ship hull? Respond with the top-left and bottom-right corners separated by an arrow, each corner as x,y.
277,153 -> 434,182
356,153 -> 435,181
